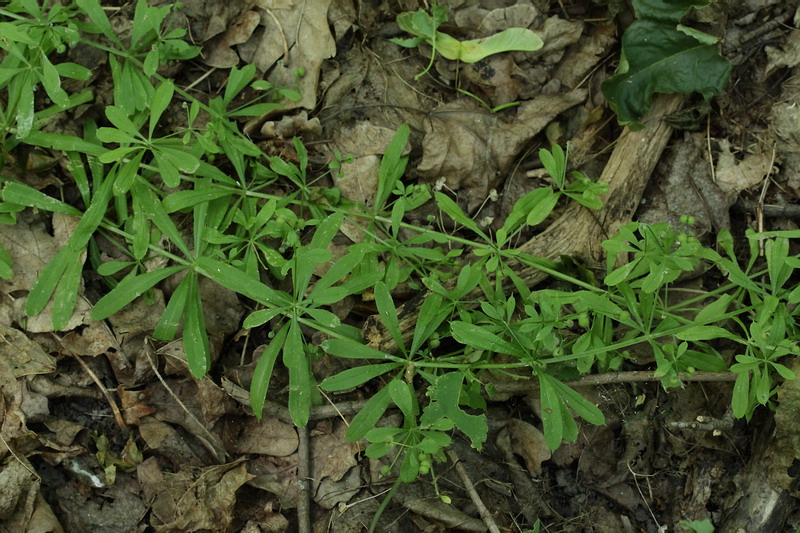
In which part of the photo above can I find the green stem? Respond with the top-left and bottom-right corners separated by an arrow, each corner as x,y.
368,476 -> 402,533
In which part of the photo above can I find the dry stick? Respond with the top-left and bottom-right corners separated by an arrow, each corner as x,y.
363,94 -> 687,353
447,450 -> 502,533
297,425 -> 312,533
143,342 -> 227,462
72,353 -> 126,429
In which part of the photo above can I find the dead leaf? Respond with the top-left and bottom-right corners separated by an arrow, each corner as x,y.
59,320 -> 119,357
553,23 -> 617,89
139,458 -> 252,532
508,418 -> 551,476
765,29 -> 800,79
311,421 -> 359,494
248,455 -> 299,509
238,0 -> 336,111
417,90 -> 586,211
480,4 -> 541,33
202,10 -> 261,68
715,139 -> 773,194
228,417 -> 298,456
0,325 -> 56,378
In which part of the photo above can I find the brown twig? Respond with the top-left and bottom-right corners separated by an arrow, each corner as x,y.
297,425 -> 311,533
72,353 -> 126,429
447,450 -> 502,533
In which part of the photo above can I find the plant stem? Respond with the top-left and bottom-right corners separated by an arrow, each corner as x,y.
368,476 -> 402,533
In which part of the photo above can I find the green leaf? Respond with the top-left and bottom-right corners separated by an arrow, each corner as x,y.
96,261 -> 135,276
162,189 -> 234,212
538,374 -> 563,451
419,372 -> 487,449
51,252 -> 84,330
676,325 -> 739,342
320,363 -> 399,392
194,256 -> 289,307
434,192 -> 483,236
224,65 -> 256,104
374,281 -> 405,353
731,371 -> 750,419
243,307 -> 286,329
548,377 -> 605,426
251,322 -> 289,419
601,17 -> 731,125
149,80 -> 174,138
284,320 -> 311,427
39,53 -> 69,108
3,182 -> 82,216
450,321 -> 525,357
25,248 -> 69,317
92,265 -> 185,319
183,273 -> 210,378
410,293 -> 449,355
76,0 -> 120,42
389,379 -> 416,422
633,0 -> 711,23
152,273 -> 191,340
347,385 -> 392,441
25,131 -> 108,156
449,28 -> 543,63
524,187 -> 559,226
375,124 -> 409,211
131,181 -> 191,257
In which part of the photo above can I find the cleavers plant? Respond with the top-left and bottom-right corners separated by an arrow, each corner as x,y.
0,0 -> 797,514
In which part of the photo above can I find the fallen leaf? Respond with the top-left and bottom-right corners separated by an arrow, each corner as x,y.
202,10 -> 261,68
715,139 -> 773,194
508,418 -> 551,476
228,417 -> 298,457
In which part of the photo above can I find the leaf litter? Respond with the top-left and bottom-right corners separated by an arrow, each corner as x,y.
1,0 -> 800,532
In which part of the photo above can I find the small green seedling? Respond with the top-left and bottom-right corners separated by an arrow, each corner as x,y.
391,4 -> 543,78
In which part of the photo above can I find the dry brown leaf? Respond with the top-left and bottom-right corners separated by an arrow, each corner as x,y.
229,417 -> 298,457
553,23 -> 617,89
0,325 -> 56,378
765,29 -> 800,79
140,458 -> 252,532
508,418 -> 551,476
59,320 -> 119,357
715,139 -> 773,194
0,460 -> 47,533
238,0 -> 336,111
202,10 -> 261,68
248,454 -> 300,509
417,90 -> 586,211
480,3 -> 541,32
311,421 -> 359,493
0,211 -> 61,295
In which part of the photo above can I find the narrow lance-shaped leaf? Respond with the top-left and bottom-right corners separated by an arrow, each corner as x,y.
347,385 -> 392,441
92,265 -> 185,319
374,281 -> 405,354
183,273 -> 211,378
153,273 -> 192,340
251,323 -> 290,419
284,320 -> 311,427
320,362 -> 400,392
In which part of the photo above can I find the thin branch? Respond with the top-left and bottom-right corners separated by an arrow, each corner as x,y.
447,450 -> 501,533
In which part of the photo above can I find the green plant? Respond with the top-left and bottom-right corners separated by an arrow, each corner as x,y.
0,4 -> 798,532
601,0 -> 731,126
391,3 -> 543,79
